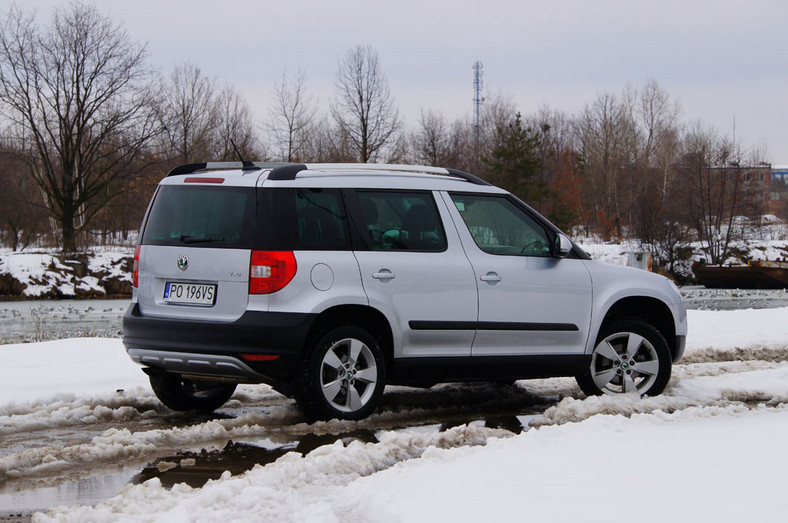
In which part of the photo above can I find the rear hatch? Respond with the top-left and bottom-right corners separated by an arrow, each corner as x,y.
136,182 -> 257,321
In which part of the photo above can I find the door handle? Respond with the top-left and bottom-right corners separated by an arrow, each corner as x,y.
480,272 -> 502,283
372,269 -> 396,281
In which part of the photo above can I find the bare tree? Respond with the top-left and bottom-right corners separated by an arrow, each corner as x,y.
0,2 -> 162,252
527,105 -> 576,187
480,92 -> 518,140
215,85 -> 262,161
444,118 -> 477,172
411,109 -> 450,166
631,166 -> 691,275
331,45 -> 401,163
635,79 -> 681,169
160,62 -> 219,164
0,143 -> 46,250
268,68 -> 315,162
160,64 -> 262,164
292,116 -> 331,162
681,125 -> 748,264
576,91 -> 636,237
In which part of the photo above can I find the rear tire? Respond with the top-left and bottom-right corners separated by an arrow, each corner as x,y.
576,320 -> 671,397
296,326 -> 386,421
149,373 -> 236,413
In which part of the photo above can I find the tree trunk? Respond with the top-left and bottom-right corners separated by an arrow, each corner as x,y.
60,210 -> 77,253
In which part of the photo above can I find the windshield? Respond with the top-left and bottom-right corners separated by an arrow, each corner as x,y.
141,185 -> 254,248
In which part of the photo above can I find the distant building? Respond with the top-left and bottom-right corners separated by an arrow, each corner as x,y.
702,163 -> 773,217
739,164 -> 771,204
771,165 -> 788,217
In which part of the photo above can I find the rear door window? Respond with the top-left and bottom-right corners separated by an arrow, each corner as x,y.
355,191 -> 447,251
142,185 -> 254,248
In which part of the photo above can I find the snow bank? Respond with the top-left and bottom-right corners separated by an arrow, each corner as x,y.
0,393 -> 164,437
0,249 -> 132,298
531,364 -> 788,426
340,405 -> 788,523
575,235 -> 788,280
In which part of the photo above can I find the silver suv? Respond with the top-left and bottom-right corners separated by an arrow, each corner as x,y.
123,162 -> 687,420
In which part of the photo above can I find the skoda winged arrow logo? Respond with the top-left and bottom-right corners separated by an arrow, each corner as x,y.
177,254 -> 188,272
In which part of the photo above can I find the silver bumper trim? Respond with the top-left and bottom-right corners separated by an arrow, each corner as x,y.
128,348 -> 267,381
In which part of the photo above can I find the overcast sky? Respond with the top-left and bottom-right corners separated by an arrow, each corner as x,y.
12,0 -> 788,162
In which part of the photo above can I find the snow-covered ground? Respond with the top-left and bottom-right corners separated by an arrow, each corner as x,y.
0,247 -> 132,299
575,232 -> 788,281
1,307 -> 787,521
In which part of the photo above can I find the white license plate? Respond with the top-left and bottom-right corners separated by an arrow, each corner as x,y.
163,282 -> 217,305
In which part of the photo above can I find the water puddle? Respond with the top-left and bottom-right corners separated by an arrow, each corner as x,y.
0,409 -> 538,516
0,470 -> 137,515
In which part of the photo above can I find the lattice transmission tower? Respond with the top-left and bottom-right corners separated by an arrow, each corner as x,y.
473,61 -> 485,150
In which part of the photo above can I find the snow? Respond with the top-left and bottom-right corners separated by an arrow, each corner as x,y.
345,406 -> 788,522
684,308 -> 788,353
574,233 -> 788,279
88,251 -> 132,281
0,248 -> 131,298
0,307 -> 786,520
0,339 -> 148,405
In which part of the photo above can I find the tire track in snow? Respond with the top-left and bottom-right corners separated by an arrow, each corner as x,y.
530,363 -> 788,427
34,424 -> 513,522
680,344 -> 788,364
3,349 -> 787,492
0,382 -> 551,490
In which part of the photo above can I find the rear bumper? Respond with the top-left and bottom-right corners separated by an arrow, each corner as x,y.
122,303 -> 315,382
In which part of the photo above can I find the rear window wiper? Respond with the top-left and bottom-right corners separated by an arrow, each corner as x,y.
178,235 -> 225,244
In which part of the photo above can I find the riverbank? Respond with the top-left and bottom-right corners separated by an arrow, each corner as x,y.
0,248 -> 132,300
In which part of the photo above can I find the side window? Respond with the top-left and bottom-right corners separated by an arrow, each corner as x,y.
295,190 -> 348,250
450,193 -> 551,257
260,189 -> 349,250
356,191 -> 447,251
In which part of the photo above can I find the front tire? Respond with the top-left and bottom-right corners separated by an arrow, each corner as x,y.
296,326 -> 386,421
149,373 -> 236,413
576,320 -> 671,397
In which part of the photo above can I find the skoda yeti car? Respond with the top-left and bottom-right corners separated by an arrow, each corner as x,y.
123,162 -> 687,420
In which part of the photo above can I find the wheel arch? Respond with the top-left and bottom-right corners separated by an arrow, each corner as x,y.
596,296 -> 678,359
305,304 -> 394,375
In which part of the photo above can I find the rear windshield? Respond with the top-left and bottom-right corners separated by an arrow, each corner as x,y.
141,185 -> 254,248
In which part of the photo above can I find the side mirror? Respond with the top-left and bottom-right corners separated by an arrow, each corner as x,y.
554,234 -> 572,258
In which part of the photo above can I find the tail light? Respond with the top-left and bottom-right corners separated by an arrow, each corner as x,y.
250,251 -> 297,294
132,245 -> 141,288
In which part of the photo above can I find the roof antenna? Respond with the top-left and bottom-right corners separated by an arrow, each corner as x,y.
230,138 -> 255,170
